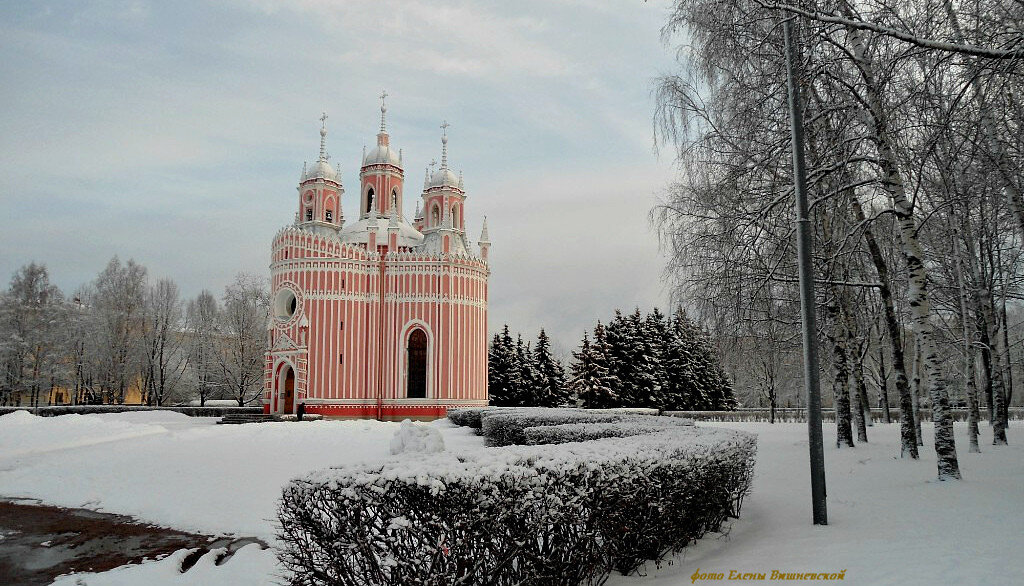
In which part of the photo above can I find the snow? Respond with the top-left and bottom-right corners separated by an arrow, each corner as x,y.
48,543 -> 278,586
0,411 -> 482,540
388,419 -> 445,454
607,420 -> 1024,586
2,411 -> 1022,585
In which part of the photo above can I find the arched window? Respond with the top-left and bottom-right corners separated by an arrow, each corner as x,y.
325,209 -> 333,222
451,205 -> 459,229
431,204 -> 440,227
366,188 -> 374,214
407,329 -> 427,398
305,208 -> 313,221
391,188 -> 398,210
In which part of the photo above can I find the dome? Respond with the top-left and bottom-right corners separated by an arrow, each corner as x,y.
340,215 -> 424,247
428,167 -> 459,189
363,144 -> 402,167
303,159 -> 340,183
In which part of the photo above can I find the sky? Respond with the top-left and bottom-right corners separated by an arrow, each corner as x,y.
0,0 -> 681,355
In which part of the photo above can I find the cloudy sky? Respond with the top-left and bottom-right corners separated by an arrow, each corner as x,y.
0,0 -> 681,354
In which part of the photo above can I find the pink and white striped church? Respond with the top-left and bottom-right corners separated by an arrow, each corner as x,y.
263,95 -> 490,420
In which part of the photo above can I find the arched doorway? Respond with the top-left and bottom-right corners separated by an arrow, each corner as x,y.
407,329 -> 427,398
281,366 -> 295,414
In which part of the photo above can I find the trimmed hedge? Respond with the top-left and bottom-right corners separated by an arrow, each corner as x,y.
278,409 -> 755,585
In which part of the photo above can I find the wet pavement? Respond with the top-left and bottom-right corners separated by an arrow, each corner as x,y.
0,499 -> 267,585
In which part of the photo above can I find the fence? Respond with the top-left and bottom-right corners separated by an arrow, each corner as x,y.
663,407 -> 1024,423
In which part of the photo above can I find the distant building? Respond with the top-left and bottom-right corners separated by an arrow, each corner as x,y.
264,97 -> 491,419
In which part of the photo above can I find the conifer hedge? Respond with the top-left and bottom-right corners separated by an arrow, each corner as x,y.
277,408 -> 756,586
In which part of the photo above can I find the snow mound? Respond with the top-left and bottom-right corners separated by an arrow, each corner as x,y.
0,412 -> 170,459
0,410 -> 38,425
388,419 -> 445,455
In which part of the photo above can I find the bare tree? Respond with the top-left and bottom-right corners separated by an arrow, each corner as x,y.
141,278 -> 186,406
218,274 -> 269,407
92,257 -> 147,404
185,290 -> 220,406
0,263 -> 67,407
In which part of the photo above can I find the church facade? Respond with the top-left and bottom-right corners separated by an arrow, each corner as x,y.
263,98 -> 490,419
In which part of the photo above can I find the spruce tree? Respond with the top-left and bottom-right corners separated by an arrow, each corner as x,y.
513,335 -> 538,406
488,325 -> 518,406
533,329 -> 568,407
571,331 -> 617,408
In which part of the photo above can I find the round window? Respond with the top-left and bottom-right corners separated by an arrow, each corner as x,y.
274,288 -> 298,322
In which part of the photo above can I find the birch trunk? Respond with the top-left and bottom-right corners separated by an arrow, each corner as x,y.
851,345 -> 869,441
962,214 -> 1008,444
848,193 -> 916,455
911,336 -> 924,447
877,342 -> 892,424
830,297 -> 855,448
842,2 -> 960,478
952,224 -> 981,453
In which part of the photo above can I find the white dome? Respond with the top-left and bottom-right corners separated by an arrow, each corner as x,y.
363,145 -> 401,167
340,216 -> 424,247
429,167 -> 459,189
303,159 -> 340,183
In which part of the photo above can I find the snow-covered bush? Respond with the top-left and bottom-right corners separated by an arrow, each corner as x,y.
479,407 -> 629,446
278,410 -> 755,586
388,419 -> 445,455
521,417 -> 693,445
445,407 -> 485,429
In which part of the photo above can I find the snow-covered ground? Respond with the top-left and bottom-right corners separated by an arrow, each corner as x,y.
611,420 -> 1024,586
1,412 -> 1021,585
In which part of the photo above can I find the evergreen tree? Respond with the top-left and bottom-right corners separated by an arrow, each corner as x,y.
514,335 -> 539,406
570,331 -> 617,408
487,325 -> 518,406
604,310 -> 635,405
629,308 -> 661,408
533,329 -> 568,407
644,308 -> 671,408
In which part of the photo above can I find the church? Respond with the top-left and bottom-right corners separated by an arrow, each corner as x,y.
262,96 -> 491,419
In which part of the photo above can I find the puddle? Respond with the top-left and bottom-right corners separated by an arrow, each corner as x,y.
0,499 -> 268,585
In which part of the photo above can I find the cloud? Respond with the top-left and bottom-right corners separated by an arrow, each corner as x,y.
0,0 -> 681,351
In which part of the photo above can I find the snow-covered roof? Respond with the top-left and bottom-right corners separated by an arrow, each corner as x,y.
303,159 -> 340,183
363,144 -> 401,167
340,215 -> 424,247
428,167 -> 459,189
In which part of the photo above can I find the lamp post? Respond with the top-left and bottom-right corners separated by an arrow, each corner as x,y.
782,15 -> 828,526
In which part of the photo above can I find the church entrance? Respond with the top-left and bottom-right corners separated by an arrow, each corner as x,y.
281,366 -> 295,413
407,329 -> 427,398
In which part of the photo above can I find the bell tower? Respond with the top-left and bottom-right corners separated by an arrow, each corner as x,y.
421,121 -> 467,234
359,91 -> 405,220
297,113 -> 344,233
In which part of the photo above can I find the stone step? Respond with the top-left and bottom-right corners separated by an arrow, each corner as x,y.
217,413 -> 278,425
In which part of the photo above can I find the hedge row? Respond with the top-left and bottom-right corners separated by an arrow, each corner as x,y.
277,409 -> 756,586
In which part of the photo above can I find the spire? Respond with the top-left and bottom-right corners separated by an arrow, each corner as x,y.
423,164 -> 431,188
301,161 -> 307,179
319,112 -> 328,161
478,215 -> 490,244
379,90 -> 388,132
458,170 -> 464,190
440,120 -> 450,170
415,200 -> 422,218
